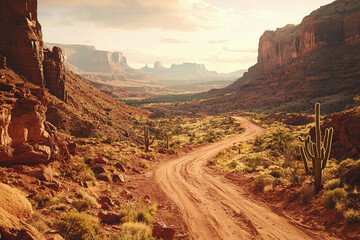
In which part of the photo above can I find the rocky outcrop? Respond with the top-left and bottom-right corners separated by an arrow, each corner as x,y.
0,183 -> 44,239
0,0 -> 67,101
0,72 -> 68,166
43,47 -> 67,101
322,107 -> 360,159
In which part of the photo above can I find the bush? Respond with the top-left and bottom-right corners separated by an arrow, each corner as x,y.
139,160 -> 150,169
269,169 -> 284,178
242,155 -> 267,171
228,160 -> 238,169
55,211 -> 100,240
298,183 -> 315,204
344,209 -> 360,224
324,178 -> 341,190
321,188 -> 348,209
27,213 -> 49,233
116,222 -> 155,240
31,191 -> 53,209
253,175 -> 272,191
337,159 -> 360,174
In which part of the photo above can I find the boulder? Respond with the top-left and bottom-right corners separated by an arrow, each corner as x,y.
98,211 -> 120,224
112,174 -> 125,184
152,222 -> 175,240
114,162 -> 126,172
0,183 -> 44,239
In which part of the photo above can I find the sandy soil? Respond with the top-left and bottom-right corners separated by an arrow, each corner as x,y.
154,117 -> 342,240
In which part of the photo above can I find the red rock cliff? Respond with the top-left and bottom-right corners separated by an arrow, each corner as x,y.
0,68 -> 68,166
257,0 -> 360,73
0,0 -> 67,101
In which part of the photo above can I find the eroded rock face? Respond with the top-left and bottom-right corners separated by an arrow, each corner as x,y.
0,183 -> 44,240
257,1 -> 360,73
0,74 -> 68,166
0,0 -> 67,101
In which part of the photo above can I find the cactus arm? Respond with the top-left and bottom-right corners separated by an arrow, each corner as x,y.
322,127 -> 333,169
304,139 -> 314,159
320,147 -> 325,160
300,146 -> 311,175
315,103 -> 322,158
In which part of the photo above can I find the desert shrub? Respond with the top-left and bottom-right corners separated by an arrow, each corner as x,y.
253,136 -> 265,152
141,152 -> 156,161
55,210 -> 100,240
337,159 -> 360,174
298,183 -> 315,204
242,154 -> 267,171
269,169 -> 284,178
344,209 -> 360,224
268,131 -> 295,152
72,199 -> 92,212
324,178 -> 341,190
119,205 -> 156,225
115,222 -> 155,240
139,160 -> 150,169
228,160 -> 238,169
31,191 -> 53,209
253,174 -> 272,191
283,143 -> 302,185
27,213 -> 50,233
321,188 -> 348,209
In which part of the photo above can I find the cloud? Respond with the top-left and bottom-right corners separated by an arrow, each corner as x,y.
160,37 -> 187,44
208,39 -> 229,44
39,0 -> 236,32
222,47 -> 257,53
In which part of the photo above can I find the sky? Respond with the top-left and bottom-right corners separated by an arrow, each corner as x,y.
38,0 -> 335,73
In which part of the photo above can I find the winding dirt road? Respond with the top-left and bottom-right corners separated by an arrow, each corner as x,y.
155,117 -> 341,240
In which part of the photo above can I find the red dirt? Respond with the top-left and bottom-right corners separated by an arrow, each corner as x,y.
136,117 -> 347,240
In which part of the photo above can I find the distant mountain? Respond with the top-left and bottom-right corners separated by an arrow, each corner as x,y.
44,43 -> 246,94
197,0 -> 360,114
141,61 -> 245,83
44,43 -> 129,74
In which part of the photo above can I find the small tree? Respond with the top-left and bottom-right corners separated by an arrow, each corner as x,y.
299,103 -> 333,192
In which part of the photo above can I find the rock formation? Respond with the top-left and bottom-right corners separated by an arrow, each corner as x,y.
202,0 -> 360,114
320,107 -> 360,159
44,43 -> 129,74
0,0 -> 67,101
43,47 -> 67,101
0,71 -> 68,166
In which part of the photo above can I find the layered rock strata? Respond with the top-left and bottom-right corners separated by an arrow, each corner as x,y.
0,0 -> 67,101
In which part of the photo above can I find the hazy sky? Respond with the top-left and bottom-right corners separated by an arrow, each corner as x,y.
38,0 -> 334,73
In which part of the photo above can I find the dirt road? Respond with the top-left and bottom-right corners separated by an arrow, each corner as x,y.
155,117 -> 340,240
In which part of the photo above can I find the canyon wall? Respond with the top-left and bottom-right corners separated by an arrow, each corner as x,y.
257,0 -> 360,73
0,0 -> 67,101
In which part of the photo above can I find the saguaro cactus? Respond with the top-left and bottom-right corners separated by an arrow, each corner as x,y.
299,103 -> 333,192
144,126 -> 154,152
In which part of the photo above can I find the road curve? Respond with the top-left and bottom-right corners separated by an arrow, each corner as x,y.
155,117 -> 340,240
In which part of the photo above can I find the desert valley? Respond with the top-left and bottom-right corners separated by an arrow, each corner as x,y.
0,0 -> 360,239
